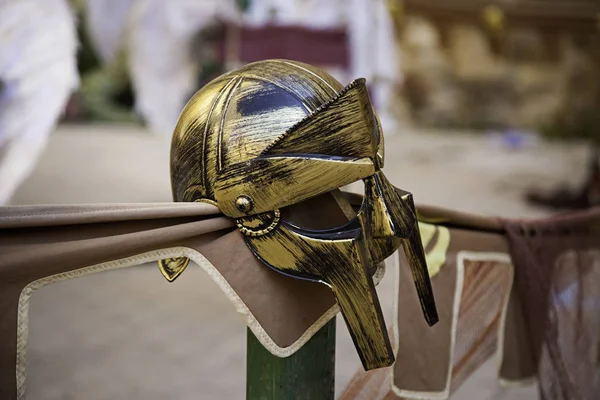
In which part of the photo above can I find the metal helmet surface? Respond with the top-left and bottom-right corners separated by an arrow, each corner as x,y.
167,60 -> 437,371
170,59 -> 378,214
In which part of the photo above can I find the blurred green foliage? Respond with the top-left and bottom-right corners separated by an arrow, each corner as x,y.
66,0 -> 135,122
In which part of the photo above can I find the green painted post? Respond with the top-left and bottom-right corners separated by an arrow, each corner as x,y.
246,318 -> 336,399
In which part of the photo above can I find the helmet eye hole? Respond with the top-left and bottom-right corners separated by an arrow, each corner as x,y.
280,181 -> 364,231
280,191 -> 356,231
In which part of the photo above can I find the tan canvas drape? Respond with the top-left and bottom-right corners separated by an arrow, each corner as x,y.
3,201 -> 599,400
340,206 -> 600,400
0,202 -> 342,400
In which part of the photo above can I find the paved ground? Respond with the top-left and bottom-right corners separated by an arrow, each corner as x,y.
10,123 -> 589,399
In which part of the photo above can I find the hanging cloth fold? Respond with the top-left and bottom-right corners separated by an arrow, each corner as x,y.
0,202 -> 348,400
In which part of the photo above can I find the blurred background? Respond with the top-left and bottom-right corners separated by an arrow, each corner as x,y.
1,0 -> 598,399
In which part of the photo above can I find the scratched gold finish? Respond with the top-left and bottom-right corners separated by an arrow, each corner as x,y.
163,60 -> 438,370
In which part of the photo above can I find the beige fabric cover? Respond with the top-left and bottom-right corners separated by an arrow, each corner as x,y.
5,200 -> 594,400
0,202 -> 342,400
339,207 -> 539,400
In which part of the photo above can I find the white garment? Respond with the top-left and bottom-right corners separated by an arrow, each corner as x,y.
83,0 -> 401,135
243,0 -> 346,30
84,0 -> 134,64
348,0 -> 401,134
83,0 -> 241,135
0,0 -> 79,204
127,0 -> 241,135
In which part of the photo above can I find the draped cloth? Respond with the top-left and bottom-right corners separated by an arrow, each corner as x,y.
0,202 -> 347,400
2,200 -> 599,400
0,0 -> 78,205
502,210 -> 600,400
340,206 -> 600,400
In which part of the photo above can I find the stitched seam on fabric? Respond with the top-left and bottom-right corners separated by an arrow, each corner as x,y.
15,247 -> 338,399
499,376 -> 539,388
391,251 -> 514,399
392,252 -> 462,400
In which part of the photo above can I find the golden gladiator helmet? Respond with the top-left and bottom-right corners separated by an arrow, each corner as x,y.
164,60 -> 438,370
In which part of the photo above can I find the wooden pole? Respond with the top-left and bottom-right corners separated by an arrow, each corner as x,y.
246,318 -> 336,399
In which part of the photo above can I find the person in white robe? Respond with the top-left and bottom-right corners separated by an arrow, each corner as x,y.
0,0 -> 79,204
84,0 -> 400,136
84,0 -> 241,136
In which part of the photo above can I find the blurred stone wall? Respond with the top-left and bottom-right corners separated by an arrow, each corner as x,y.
396,15 -> 600,135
